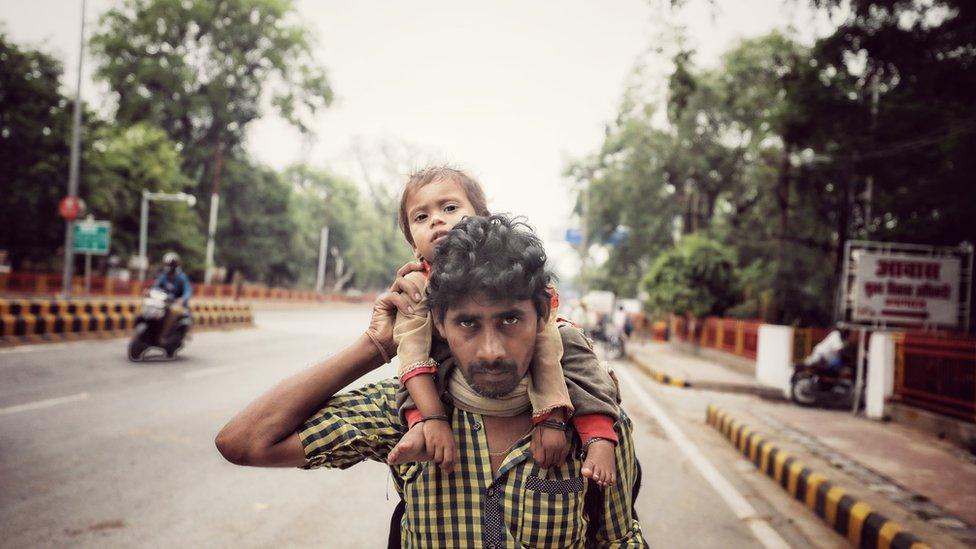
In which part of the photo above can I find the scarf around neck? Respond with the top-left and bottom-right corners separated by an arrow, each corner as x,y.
447,367 -> 531,417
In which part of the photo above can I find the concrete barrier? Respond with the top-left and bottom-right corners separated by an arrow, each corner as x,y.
866,332 -> 897,420
706,405 -> 930,549
0,298 -> 253,345
756,324 -> 794,399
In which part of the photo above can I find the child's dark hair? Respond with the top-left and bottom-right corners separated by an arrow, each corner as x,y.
427,214 -> 552,322
398,166 -> 491,247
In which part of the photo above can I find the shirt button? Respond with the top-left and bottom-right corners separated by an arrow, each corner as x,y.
472,422 -> 482,431
486,487 -> 495,497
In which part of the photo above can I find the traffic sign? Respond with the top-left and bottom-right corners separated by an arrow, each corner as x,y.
59,196 -> 84,221
565,228 -> 583,246
73,219 -> 111,255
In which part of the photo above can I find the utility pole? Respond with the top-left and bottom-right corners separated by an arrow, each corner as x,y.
315,226 -> 330,292
61,0 -> 87,297
204,142 -> 224,283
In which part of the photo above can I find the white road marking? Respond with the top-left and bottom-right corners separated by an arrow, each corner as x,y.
0,392 -> 90,416
183,365 -> 243,379
0,341 -> 94,355
616,364 -> 791,549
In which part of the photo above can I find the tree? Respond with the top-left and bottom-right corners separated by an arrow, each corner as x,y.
90,0 -> 333,196
215,158 -> 299,286
642,235 -> 739,317
0,33 -> 72,269
83,123 -> 205,277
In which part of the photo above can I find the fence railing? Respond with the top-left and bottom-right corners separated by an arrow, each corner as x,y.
0,272 -> 365,303
894,332 -> 976,423
667,314 -> 763,361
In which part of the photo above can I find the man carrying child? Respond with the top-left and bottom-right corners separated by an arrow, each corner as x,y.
216,213 -> 646,547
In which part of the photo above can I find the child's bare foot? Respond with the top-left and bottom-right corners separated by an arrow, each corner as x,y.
581,439 -> 617,487
387,424 -> 430,465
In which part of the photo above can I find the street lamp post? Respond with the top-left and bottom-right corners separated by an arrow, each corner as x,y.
138,190 -> 197,281
60,0 -> 87,297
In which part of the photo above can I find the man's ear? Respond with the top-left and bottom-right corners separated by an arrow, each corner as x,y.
433,313 -> 445,338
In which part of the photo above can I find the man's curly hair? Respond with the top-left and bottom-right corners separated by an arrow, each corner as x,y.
427,214 -> 553,321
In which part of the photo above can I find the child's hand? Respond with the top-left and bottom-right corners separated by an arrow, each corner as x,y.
531,424 -> 570,468
423,419 -> 456,473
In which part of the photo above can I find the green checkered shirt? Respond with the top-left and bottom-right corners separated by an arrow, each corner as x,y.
300,379 -> 646,548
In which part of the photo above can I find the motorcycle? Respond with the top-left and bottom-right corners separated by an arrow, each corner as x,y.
127,288 -> 190,361
789,360 -> 858,408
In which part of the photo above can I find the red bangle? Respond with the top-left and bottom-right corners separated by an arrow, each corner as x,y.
365,331 -> 391,364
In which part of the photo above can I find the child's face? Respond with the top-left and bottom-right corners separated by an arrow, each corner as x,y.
405,178 -> 479,261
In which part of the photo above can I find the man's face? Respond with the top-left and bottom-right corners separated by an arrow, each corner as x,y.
434,295 -> 544,398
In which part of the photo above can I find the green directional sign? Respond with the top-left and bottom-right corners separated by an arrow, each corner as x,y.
73,220 -> 111,255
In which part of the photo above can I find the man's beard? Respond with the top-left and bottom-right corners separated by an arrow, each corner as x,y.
460,359 -> 520,398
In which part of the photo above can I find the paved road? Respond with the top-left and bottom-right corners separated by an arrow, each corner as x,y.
0,305 -> 840,548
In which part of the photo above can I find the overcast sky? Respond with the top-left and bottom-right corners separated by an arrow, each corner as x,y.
1,0 -> 836,281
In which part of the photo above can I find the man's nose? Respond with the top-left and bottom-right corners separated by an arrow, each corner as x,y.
475,329 -> 505,363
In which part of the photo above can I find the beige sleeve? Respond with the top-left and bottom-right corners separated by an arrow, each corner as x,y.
392,271 -> 438,377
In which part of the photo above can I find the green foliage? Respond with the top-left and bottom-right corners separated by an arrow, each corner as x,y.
83,123 -> 205,275
0,33 -> 72,268
216,158 -> 299,286
642,235 -> 739,317
90,0 -> 333,192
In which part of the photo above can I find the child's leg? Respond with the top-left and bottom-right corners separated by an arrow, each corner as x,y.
527,312 -> 574,418
528,313 -> 575,467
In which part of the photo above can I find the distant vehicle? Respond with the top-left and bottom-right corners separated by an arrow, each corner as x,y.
128,288 -> 190,361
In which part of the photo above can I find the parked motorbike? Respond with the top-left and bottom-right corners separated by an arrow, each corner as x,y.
127,288 -> 190,361
789,360 -> 857,408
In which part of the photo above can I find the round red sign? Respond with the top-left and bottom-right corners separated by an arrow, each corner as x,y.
58,196 -> 82,221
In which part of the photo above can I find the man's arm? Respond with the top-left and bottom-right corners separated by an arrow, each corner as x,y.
215,290 -> 409,467
179,272 -> 193,303
214,332 -> 391,467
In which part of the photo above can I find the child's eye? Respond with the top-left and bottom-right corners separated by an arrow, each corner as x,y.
413,213 -> 427,223
445,204 -> 458,213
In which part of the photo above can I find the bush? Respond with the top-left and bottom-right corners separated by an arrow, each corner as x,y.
642,235 -> 739,317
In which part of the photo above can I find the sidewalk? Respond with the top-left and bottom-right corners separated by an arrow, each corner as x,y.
628,340 -> 976,547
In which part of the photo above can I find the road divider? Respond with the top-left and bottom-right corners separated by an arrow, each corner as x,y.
706,405 -> 930,549
626,351 -> 692,388
0,298 -> 253,346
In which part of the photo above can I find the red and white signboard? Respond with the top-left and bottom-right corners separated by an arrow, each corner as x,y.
852,251 -> 961,327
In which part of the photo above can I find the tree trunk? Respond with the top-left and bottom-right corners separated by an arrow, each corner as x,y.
770,144 -> 794,323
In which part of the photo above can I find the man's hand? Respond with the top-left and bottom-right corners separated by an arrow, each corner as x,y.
367,261 -> 427,358
531,424 -> 571,468
423,418 -> 456,474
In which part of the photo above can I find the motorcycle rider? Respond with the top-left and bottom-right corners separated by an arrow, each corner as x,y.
802,326 -> 857,373
153,252 -> 192,349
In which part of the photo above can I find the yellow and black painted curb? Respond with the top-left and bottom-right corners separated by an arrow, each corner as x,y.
706,405 -> 930,549
0,298 -> 253,345
627,352 -> 692,388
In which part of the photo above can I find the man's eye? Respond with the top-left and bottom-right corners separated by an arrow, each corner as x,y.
459,320 -> 476,328
501,317 -> 519,326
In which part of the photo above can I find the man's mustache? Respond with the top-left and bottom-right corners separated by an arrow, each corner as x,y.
468,359 -> 518,375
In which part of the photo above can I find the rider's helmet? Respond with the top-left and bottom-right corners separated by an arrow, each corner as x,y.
162,252 -> 181,272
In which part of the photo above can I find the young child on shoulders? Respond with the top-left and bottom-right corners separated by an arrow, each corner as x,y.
384,166 -> 619,485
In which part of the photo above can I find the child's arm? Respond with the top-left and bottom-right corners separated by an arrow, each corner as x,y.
558,322 -> 620,443
393,272 -> 455,472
